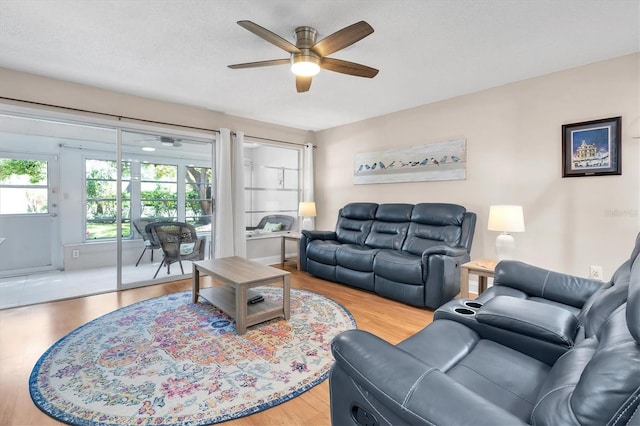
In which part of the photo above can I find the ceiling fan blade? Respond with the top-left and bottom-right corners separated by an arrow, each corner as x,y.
296,76 -> 312,93
228,58 -> 290,69
237,20 -> 301,54
311,21 -> 374,57
320,57 -> 379,78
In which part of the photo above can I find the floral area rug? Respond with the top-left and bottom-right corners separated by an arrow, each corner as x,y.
29,287 -> 356,425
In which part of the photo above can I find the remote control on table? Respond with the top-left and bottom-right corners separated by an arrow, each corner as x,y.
247,295 -> 264,304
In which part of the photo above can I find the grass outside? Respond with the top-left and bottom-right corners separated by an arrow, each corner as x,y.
86,220 -> 210,239
86,222 -> 132,239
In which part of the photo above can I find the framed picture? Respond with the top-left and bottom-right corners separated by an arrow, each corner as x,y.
562,116 -> 621,177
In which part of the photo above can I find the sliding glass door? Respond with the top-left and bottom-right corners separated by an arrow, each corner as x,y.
0,109 -> 215,305
119,131 -> 214,288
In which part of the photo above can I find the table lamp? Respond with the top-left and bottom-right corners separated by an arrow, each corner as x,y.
299,202 -> 316,231
487,205 -> 525,261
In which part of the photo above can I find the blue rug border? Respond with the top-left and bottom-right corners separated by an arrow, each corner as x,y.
29,287 -> 356,426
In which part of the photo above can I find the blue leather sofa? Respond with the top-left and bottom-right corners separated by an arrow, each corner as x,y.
299,202 -> 476,309
329,233 -> 640,425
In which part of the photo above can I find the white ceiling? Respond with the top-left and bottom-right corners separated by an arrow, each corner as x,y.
1,0 -> 638,132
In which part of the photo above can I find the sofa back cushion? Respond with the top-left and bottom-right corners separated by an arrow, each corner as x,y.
335,203 -> 378,245
402,203 -> 466,255
579,233 -> 639,338
532,257 -> 640,426
365,204 -> 413,250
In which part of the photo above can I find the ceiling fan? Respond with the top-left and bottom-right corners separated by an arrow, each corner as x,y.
158,136 -> 182,147
134,136 -> 183,148
228,20 -> 379,93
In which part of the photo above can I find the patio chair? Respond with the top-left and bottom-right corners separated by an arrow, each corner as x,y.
147,221 -> 203,278
132,217 -> 162,266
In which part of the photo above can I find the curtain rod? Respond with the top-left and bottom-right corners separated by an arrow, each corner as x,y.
0,96 -> 315,148
237,132 -> 316,148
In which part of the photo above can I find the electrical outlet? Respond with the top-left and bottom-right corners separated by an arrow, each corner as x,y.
72,249 -> 80,259
589,265 -> 603,280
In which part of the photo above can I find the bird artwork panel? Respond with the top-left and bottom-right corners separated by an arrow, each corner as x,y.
354,139 -> 466,184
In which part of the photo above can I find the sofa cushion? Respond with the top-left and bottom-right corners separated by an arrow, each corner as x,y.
336,244 -> 380,272
335,218 -> 374,245
365,220 -> 411,250
341,202 -> 379,220
306,239 -> 341,266
363,203 -> 413,250
411,203 -> 466,226
402,222 -> 463,255
447,339 -> 550,421
335,203 -> 378,245
398,319 -> 480,371
400,203 -> 466,255
374,203 -> 414,222
373,250 -> 423,284
375,276 -> 426,307
493,261 -> 602,309
532,304 -> 640,425
336,267 -> 375,291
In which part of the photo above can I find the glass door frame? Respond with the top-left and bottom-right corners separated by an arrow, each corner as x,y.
115,127 -> 216,290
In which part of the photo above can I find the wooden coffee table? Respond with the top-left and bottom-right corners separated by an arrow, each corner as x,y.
192,256 -> 291,335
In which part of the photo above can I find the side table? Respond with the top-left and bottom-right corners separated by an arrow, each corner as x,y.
460,259 -> 498,298
281,232 -> 301,270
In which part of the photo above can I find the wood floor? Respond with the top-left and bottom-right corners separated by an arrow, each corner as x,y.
0,265 -> 435,425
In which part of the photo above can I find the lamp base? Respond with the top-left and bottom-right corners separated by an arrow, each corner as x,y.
495,233 -> 515,261
301,217 -> 313,231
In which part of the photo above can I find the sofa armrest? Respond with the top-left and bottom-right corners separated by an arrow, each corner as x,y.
476,296 -> 579,346
301,230 -> 337,241
331,330 -> 527,426
420,244 -> 468,258
299,230 -> 338,271
494,260 -> 604,308
419,246 -> 470,308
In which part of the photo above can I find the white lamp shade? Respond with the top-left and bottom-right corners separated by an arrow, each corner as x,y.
298,202 -> 317,217
488,205 -> 525,233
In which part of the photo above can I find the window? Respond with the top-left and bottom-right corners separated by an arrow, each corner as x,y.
85,159 -> 131,239
185,166 -> 212,232
140,163 -> 177,220
244,143 -> 300,232
0,158 -> 48,214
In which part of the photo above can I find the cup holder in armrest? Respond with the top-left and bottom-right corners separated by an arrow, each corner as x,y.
434,299 -> 482,322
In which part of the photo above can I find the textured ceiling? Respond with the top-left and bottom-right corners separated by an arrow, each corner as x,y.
0,0 -> 638,131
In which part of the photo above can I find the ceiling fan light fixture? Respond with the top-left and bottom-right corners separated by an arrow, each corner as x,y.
291,54 -> 320,77
160,136 -> 175,147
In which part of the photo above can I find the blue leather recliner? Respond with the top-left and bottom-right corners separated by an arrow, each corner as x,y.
299,202 -> 476,309
329,234 -> 640,425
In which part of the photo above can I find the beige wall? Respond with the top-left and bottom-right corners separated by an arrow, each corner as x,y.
314,53 -> 640,278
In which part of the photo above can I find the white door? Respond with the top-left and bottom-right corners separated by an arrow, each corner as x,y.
0,154 -> 60,276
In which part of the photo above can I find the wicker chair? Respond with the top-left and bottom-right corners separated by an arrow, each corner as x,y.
146,221 -> 203,278
132,217 -> 162,266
